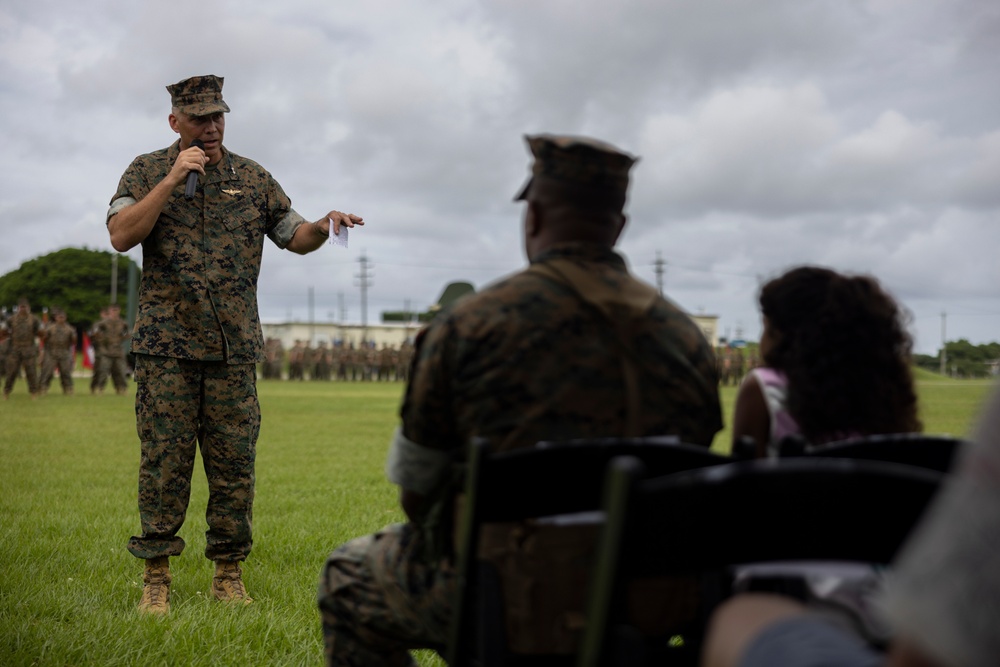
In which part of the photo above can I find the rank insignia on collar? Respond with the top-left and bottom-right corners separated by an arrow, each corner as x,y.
222,189 -> 242,196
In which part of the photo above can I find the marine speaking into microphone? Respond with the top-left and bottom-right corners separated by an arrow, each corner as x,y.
184,138 -> 205,199
105,75 -> 365,617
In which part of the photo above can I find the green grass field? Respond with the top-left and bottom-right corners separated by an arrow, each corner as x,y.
0,375 -> 994,666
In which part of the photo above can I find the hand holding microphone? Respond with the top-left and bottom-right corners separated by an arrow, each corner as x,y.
184,139 -> 206,199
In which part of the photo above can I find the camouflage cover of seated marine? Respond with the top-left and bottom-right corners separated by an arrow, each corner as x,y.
320,242 -> 723,662
109,141 -> 305,364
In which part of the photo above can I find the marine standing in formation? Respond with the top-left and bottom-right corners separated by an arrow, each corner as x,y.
3,298 -> 42,400
106,74 -> 365,615
90,304 -> 130,395
39,308 -> 78,395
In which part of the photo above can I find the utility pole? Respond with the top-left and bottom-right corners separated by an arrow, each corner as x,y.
337,292 -> 346,344
355,252 -> 374,342
654,251 -> 665,296
126,261 -> 139,330
940,311 -> 947,376
308,286 -> 315,345
110,253 -> 119,303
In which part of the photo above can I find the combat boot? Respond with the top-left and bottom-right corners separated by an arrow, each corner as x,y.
138,556 -> 171,615
212,560 -> 253,604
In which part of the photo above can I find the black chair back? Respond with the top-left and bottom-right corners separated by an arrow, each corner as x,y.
446,437 -> 731,667
785,433 -> 965,473
578,457 -> 943,667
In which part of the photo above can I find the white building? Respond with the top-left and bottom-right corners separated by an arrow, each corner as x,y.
262,311 -> 719,350
261,320 -> 421,349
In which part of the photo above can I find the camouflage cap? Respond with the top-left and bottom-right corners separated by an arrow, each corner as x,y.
514,134 -> 638,211
167,75 -> 231,116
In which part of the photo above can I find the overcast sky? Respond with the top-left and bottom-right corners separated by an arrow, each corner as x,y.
1,0 -> 997,355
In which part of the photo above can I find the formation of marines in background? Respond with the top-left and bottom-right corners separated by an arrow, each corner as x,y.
716,345 -> 759,387
0,299 -> 130,398
0,300 -> 420,396
262,337 -> 415,382
4,300 -> 749,394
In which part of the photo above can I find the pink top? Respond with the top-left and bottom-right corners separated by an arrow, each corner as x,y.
747,367 -> 801,455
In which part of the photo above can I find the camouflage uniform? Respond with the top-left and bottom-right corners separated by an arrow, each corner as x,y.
92,312 -> 130,393
263,337 -> 284,379
89,312 -> 107,393
303,344 -> 315,380
288,341 -> 306,380
318,135 -> 722,666
377,344 -> 396,381
314,342 -> 332,380
396,341 -> 414,383
0,325 -> 9,381
344,345 -> 359,381
40,317 -> 77,394
3,308 -> 41,396
333,344 -> 348,381
110,90 -> 307,561
364,345 -> 377,381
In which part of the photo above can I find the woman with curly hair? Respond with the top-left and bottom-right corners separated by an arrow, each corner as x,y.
732,266 -> 921,456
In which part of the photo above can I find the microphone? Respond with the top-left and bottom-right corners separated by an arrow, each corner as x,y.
184,139 -> 205,199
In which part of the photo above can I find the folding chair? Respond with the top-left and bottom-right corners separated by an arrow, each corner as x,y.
779,432 -> 965,473
445,436 -> 732,667
578,457 -> 943,667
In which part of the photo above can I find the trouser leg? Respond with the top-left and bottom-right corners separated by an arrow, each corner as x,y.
127,355 -> 200,559
58,354 -> 74,391
111,357 -> 129,392
23,354 -> 39,394
199,362 -> 259,562
40,356 -> 54,390
4,349 -> 35,394
93,355 -> 110,390
3,352 -> 19,393
318,523 -> 452,667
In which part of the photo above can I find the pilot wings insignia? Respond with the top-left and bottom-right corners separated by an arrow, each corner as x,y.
222,189 -> 242,196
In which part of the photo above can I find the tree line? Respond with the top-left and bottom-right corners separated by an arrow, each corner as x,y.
0,247 -> 138,331
915,339 -> 1000,378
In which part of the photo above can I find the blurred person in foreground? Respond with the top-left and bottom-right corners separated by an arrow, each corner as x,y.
317,134 -> 722,666
732,266 -> 921,457
107,74 -> 364,615
703,381 -> 1000,667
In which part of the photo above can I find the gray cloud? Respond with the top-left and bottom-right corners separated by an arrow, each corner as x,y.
0,0 -> 997,355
